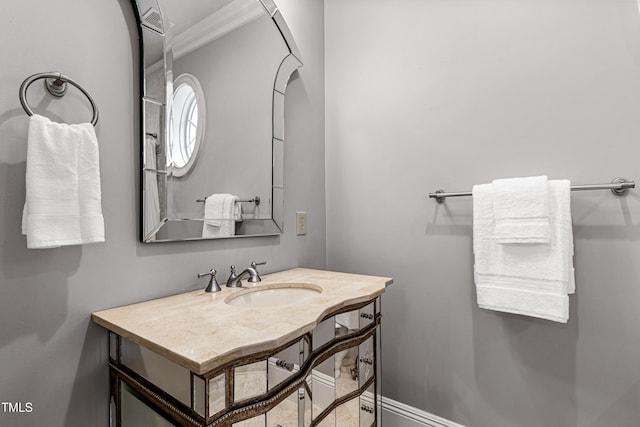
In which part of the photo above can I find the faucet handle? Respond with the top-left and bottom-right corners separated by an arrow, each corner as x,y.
197,269 -> 222,293
251,261 -> 266,269
197,268 -> 216,279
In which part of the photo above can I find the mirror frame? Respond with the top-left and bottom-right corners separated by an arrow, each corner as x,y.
130,0 -> 303,243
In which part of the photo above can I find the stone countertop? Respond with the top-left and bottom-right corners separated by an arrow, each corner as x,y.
91,268 -> 392,375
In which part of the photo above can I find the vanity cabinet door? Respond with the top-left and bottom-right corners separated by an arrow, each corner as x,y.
313,316 -> 336,349
269,338 -> 306,391
335,396 -> 360,426
311,355 -> 336,424
359,303 -> 375,330
358,336 -> 375,389
335,343 -> 359,398
235,361 -> 268,403
266,387 -> 307,427
120,382 -> 175,427
359,384 -> 376,427
335,302 -> 375,333
266,398 -> 298,427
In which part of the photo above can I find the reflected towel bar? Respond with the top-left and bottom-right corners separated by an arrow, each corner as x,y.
197,196 -> 261,206
143,167 -> 168,175
429,177 -> 635,204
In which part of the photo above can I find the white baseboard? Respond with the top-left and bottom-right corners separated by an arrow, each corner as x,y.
308,368 -> 463,427
380,396 -> 465,427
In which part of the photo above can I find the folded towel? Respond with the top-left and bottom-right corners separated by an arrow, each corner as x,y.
473,180 -> 574,323
202,193 -> 238,238
203,194 -> 228,228
22,115 -> 105,249
475,286 -> 569,323
492,176 -> 550,244
233,199 -> 242,222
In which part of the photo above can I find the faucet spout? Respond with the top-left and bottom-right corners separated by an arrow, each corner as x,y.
226,261 -> 265,287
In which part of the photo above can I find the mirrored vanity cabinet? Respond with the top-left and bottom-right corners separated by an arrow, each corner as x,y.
92,269 -> 392,426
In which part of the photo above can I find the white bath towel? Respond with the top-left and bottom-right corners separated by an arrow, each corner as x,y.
21,114 -> 105,249
473,180 -> 574,323
203,193 -> 228,228
492,176 -> 550,244
143,136 -> 161,241
202,193 -> 238,238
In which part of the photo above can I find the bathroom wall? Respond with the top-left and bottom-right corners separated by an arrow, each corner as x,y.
0,0 -> 325,426
325,0 -> 640,426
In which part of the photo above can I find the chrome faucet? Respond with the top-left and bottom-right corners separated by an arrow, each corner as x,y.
226,261 -> 266,288
197,268 -> 222,293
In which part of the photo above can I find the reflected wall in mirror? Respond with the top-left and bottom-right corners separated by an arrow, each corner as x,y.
133,0 -> 302,242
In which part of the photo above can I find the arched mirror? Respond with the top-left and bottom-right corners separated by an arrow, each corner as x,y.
133,0 -> 302,242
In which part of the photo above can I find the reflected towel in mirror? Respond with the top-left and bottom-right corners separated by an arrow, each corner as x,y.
202,193 -> 240,238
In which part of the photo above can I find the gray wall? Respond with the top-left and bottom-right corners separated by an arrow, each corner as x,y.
325,0 -> 640,426
0,0 -> 325,426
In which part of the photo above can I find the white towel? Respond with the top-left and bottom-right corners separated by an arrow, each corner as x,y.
492,176 -> 550,244
233,200 -> 243,222
473,180 -> 574,323
203,194 -> 228,228
202,193 -> 238,238
21,115 -> 105,249
143,136 -> 161,241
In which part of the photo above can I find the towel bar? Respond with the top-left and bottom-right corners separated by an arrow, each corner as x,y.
196,196 -> 261,206
19,72 -> 99,126
429,177 -> 635,204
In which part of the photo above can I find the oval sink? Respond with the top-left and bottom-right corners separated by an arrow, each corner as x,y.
225,283 -> 322,308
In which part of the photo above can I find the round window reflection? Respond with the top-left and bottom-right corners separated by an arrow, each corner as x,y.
168,74 -> 205,177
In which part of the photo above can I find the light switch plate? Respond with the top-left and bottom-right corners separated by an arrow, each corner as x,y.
296,212 -> 307,236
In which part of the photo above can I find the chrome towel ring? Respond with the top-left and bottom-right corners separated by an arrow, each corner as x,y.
19,72 -> 99,126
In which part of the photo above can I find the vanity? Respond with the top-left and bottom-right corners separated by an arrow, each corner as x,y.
110,1 -> 391,424
92,268 -> 392,426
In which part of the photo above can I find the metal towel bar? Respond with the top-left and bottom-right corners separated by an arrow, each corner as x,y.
19,72 -> 99,126
196,196 -> 261,206
429,177 -> 635,204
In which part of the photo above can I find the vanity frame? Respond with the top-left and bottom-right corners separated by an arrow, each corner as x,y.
107,298 -> 382,427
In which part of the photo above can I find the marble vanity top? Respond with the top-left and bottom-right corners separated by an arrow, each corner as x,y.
91,268 -> 392,374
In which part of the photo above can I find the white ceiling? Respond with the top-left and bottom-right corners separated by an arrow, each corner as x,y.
160,0 -> 237,37
144,0 -> 267,71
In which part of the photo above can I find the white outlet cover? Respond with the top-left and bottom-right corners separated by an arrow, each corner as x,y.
296,212 -> 307,235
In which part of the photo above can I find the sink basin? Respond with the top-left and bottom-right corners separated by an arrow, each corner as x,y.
225,283 -> 322,308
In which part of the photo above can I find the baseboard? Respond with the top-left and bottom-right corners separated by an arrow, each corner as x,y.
309,369 -> 463,427
380,396 -> 466,427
